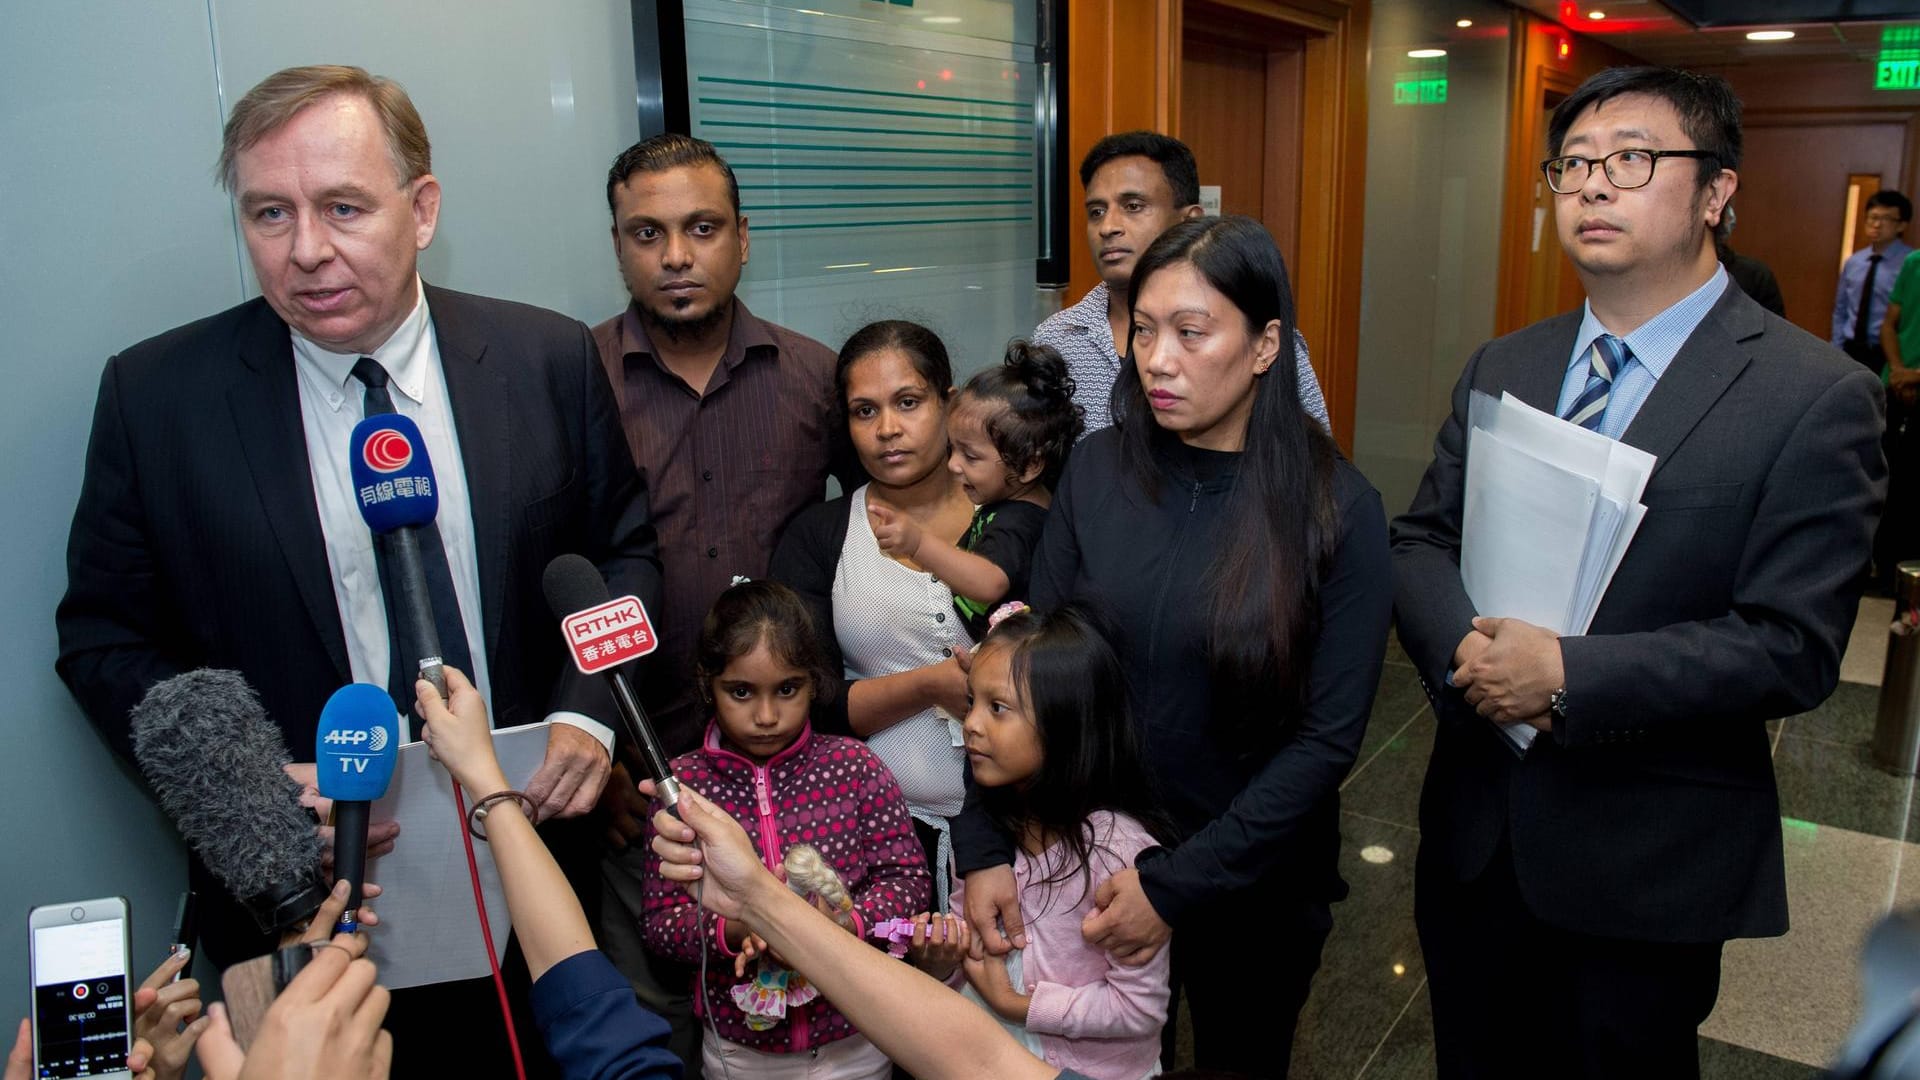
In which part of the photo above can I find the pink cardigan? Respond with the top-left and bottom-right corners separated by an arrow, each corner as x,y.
951,810 -> 1170,1080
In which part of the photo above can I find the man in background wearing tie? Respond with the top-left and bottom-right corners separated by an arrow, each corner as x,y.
1392,67 -> 1884,1077
1833,190 -> 1912,372
55,65 -> 660,1078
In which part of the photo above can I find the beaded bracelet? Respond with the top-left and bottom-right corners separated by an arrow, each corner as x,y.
466,790 -> 538,840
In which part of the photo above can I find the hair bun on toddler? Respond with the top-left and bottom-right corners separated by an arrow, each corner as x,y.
1003,339 -> 1075,406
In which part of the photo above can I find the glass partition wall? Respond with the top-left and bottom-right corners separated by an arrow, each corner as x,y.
639,0 -> 1059,378
1350,1 -> 1513,517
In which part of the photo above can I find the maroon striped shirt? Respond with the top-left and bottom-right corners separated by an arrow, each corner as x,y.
593,299 -> 849,753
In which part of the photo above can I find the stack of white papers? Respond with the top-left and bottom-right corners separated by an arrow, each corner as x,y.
365,721 -> 553,989
1460,392 -> 1655,751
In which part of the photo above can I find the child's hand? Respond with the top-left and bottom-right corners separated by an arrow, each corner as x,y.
734,933 -> 771,979
867,502 -> 923,559
905,912 -> 970,979
961,952 -> 1031,1025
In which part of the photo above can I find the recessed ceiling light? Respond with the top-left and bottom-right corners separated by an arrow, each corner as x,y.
1747,29 -> 1795,41
1587,9 -> 1605,18
1408,48 -> 1448,58
1456,18 -> 1473,27
922,15 -> 961,24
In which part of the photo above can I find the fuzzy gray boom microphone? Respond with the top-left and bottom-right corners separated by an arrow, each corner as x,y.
130,669 -> 331,936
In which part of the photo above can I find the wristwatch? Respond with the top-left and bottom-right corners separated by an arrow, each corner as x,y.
1549,687 -> 1569,723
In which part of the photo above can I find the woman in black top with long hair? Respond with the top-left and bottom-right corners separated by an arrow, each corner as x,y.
952,216 -> 1393,1076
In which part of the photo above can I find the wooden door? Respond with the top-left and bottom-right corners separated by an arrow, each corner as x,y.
1737,120 -> 1909,337
1179,21 -> 1305,271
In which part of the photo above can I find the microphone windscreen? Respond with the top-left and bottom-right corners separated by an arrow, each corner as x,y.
130,670 -> 328,934
543,553 -> 611,621
349,412 -> 438,533
314,684 -> 399,802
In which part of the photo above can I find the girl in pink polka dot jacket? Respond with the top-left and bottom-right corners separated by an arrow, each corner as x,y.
640,579 -> 931,1077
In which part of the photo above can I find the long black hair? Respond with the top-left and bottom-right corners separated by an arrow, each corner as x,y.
1113,215 -> 1340,729
955,339 -> 1084,490
975,606 -> 1174,914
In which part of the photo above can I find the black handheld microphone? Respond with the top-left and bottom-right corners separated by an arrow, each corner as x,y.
349,411 -> 450,699
130,670 -> 331,936
541,554 -> 679,811
313,684 -> 399,934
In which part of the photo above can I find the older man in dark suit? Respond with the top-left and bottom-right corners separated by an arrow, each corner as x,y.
54,65 -> 659,1079
1392,67 -> 1885,1077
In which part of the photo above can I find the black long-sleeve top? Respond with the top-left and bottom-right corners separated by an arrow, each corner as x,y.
951,427 -> 1393,924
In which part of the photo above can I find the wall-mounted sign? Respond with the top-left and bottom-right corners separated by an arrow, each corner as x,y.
1877,26 -> 1920,91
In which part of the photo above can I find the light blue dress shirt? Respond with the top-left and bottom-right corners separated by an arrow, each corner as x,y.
1554,266 -> 1730,441
1831,239 -> 1913,348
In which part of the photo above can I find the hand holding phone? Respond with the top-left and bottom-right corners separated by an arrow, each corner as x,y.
197,931 -> 391,1080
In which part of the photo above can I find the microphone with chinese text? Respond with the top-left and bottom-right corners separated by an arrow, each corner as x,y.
349,411 -> 449,699
541,553 -> 679,812
130,670 -> 331,936
314,683 -> 398,934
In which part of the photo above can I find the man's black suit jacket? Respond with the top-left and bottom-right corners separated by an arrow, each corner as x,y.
56,284 -> 662,962
1391,284 -> 1886,943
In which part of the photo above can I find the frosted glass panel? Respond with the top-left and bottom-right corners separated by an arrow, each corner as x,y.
685,0 -> 1044,376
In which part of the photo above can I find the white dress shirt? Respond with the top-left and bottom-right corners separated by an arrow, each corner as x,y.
291,278 -> 610,748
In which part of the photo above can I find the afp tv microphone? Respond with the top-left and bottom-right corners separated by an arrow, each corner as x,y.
130,670 -> 330,937
541,553 -> 680,811
349,410 -> 449,697
315,683 -> 398,934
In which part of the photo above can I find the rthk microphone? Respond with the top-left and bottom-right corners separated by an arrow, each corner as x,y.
541,554 -> 679,811
315,683 -> 399,934
349,412 -> 449,699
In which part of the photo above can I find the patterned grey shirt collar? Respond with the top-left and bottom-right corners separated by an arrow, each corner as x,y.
1032,283 -> 1123,434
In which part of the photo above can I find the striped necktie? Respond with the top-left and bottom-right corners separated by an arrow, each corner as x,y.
1561,334 -> 1629,433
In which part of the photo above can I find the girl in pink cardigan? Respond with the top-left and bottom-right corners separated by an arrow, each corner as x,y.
908,605 -> 1174,1080
641,581 -> 930,1079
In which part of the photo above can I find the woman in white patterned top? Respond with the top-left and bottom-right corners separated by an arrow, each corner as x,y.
770,320 -> 978,906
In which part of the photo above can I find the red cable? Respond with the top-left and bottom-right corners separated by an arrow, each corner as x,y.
454,786 -> 529,1080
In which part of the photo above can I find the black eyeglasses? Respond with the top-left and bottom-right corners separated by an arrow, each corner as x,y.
1540,148 -> 1718,194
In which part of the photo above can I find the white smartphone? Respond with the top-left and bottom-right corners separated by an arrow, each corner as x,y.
28,898 -> 132,1080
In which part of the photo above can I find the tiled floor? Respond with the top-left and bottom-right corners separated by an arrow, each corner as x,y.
1271,606 -> 1920,1078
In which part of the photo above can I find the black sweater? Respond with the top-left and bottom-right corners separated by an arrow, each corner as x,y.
951,427 -> 1393,923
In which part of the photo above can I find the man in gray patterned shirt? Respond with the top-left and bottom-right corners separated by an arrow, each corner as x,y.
1033,131 -> 1328,435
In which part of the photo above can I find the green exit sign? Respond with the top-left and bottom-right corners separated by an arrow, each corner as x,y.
1394,77 -> 1449,105
1878,26 -> 1920,90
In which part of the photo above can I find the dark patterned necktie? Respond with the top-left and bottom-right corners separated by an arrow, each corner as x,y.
1854,254 -> 1883,346
352,357 -> 475,714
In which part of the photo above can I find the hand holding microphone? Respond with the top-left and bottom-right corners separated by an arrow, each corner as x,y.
278,765 -> 399,876
542,554 -> 680,813
414,666 -> 510,800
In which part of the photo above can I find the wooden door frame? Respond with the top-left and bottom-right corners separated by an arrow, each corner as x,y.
1171,0 -> 1370,452
1496,63 -> 1579,336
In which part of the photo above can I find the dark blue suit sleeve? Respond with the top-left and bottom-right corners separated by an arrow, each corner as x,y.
530,950 -> 683,1080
